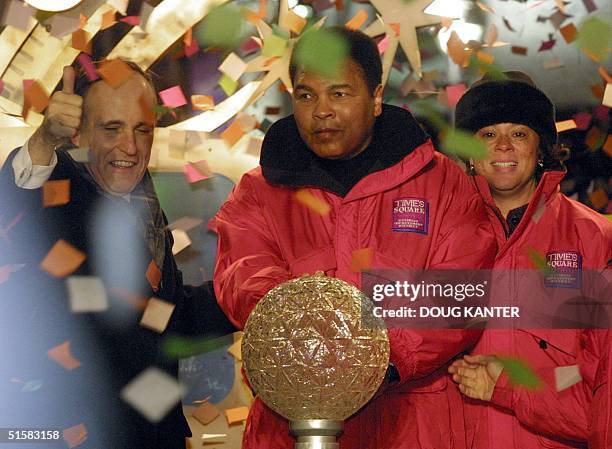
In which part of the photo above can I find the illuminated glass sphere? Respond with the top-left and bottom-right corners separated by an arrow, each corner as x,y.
242,273 -> 389,421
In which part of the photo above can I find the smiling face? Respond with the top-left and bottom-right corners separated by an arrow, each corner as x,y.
473,122 -> 540,202
77,73 -> 156,196
292,59 -> 382,160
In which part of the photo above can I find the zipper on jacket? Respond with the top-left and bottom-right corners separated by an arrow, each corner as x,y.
471,176 -> 510,239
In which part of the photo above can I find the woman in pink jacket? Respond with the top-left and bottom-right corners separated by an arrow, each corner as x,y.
449,72 -> 611,448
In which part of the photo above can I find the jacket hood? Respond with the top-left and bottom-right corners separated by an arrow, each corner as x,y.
260,104 -> 429,191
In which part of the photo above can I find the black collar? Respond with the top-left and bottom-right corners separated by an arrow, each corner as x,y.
260,104 -> 428,195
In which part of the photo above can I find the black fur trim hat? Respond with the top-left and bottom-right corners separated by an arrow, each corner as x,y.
455,71 -> 559,169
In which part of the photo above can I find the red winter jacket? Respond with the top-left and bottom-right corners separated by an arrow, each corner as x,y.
465,171 -> 612,449
212,106 -> 497,449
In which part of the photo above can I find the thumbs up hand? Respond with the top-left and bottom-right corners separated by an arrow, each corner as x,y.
30,66 -> 83,165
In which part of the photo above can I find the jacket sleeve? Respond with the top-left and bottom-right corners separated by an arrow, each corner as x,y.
212,173 -> 293,329
488,330 -> 610,443
388,159 -> 497,383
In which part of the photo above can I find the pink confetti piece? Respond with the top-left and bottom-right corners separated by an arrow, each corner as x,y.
77,53 -> 99,81
159,85 -> 188,108
119,16 -> 140,26
573,112 -> 592,130
183,163 -> 210,183
445,83 -> 467,107
377,35 -> 390,54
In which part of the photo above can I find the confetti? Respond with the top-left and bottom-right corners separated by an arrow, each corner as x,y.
71,29 -> 92,54
192,402 -> 221,425
350,248 -> 373,272
77,54 -> 98,82
531,195 -> 547,224
441,129 -> 487,160
191,94 -> 214,111
295,189 -> 332,215
538,37 -> 556,52
599,67 -> 612,84
225,406 -> 249,424
42,179 -> 70,208
555,119 -> 577,132
575,17 -> 611,61
345,9 -> 368,30
502,17 -> 515,32
40,240 -> 86,278
63,423 -> 87,448
47,341 -> 81,370
554,365 -> 582,392
283,9 -> 307,35
162,335 -> 228,358
23,80 -> 50,114
219,74 -> 238,96
227,337 -> 242,361
101,9 -> 116,30
221,120 -> 246,148
67,276 -> 108,313
573,112 -> 592,130
196,4 -> 245,50
603,135 -> 612,157
171,229 -> 192,255
168,216 -> 204,232
543,56 -> 564,69
245,136 -> 263,157
582,0 -> 597,13
603,83 -> 612,108
67,148 -> 91,163
3,0 -> 32,30
146,259 -> 161,292
498,356 -> 542,389
445,83 -> 466,107
586,126 -> 605,149
262,34 -> 287,57
140,297 -> 175,333
377,35 -> 390,54
511,46 -> 528,56
312,0 -> 334,13
121,368 -> 184,423
97,59 -> 134,89
108,0 -> 128,15
526,246 -> 554,276
119,16 -> 140,26
219,52 -> 248,82
202,433 -> 227,441
292,28 -> 350,78
589,188 -> 609,210
559,23 -> 577,43
159,86 -> 188,109
21,379 -> 43,392
0,265 -> 10,285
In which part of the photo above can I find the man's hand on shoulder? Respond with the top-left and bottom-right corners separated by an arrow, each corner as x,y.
29,66 -> 83,166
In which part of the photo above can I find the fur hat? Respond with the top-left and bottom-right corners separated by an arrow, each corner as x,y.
455,71 -> 560,169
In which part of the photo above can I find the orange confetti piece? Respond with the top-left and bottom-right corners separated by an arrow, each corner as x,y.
591,83 -> 605,100
511,46 -> 528,55
559,23 -> 577,43
345,9 -> 368,30
43,179 -> 70,207
258,0 -> 267,18
48,341 -> 81,370
192,401 -> 221,425
24,81 -> 49,114
183,27 -> 193,47
79,13 -> 87,28
589,188 -> 609,210
586,127 -> 605,150
581,47 -> 602,63
97,59 -> 134,89
476,50 -> 494,65
389,23 -> 400,37
284,9 -> 307,35
146,259 -> 161,292
71,29 -> 92,55
603,135 -> 612,157
139,297 -> 176,333
0,265 -> 11,285
295,189 -> 331,216
108,287 -> 148,310
350,248 -> 373,273
221,120 -> 246,148
191,94 -> 214,111
225,406 -> 249,424
598,67 -> 612,84
101,9 -> 116,30
63,423 -> 87,448
555,119 -> 577,132
243,8 -> 261,25
40,240 -> 86,278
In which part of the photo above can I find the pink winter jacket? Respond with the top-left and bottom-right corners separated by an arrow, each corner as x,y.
465,171 -> 612,449
212,107 -> 498,449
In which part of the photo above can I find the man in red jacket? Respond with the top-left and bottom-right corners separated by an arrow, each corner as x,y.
212,27 -> 497,448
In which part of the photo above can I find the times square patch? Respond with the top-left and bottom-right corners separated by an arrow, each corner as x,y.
545,251 -> 582,289
392,197 -> 429,234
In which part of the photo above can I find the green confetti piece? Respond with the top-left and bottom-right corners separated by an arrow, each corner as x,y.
195,4 -> 246,50
441,129 -> 488,160
262,34 -> 288,57
219,74 -> 238,96
292,28 -> 350,78
498,356 -> 542,389
526,246 -> 555,277
154,105 -> 174,116
575,17 -> 612,61
162,335 -> 229,359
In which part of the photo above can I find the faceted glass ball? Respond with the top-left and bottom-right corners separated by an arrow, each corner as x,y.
242,273 -> 389,421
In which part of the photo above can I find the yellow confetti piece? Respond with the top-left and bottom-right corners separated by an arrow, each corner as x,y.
225,406 -> 249,424
262,34 -> 287,57
295,189 -> 332,216
191,94 -> 214,111
219,74 -> 238,96
555,119 -> 577,132
227,337 -> 242,361
40,240 -> 86,278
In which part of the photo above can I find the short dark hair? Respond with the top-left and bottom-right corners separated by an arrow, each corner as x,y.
289,26 -> 382,95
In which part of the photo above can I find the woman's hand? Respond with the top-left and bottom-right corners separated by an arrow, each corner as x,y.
448,354 -> 504,401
